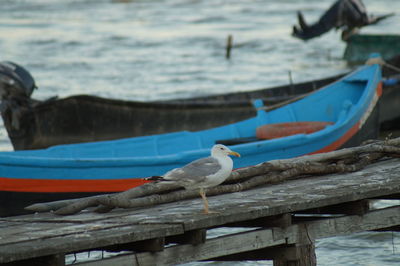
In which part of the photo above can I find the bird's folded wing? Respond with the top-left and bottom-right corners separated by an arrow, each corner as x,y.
165,157 -> 222,184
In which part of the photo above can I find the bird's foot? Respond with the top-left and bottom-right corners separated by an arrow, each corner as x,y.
203,209 -> 220,215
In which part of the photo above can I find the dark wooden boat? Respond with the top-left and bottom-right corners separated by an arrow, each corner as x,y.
0,74 -> 341,150
1,56 -> 399,151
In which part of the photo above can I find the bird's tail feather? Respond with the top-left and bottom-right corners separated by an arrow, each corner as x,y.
143,176 -> 167,181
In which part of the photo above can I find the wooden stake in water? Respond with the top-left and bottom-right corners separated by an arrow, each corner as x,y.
288,70 -> 295,93
226,34 -> 233,59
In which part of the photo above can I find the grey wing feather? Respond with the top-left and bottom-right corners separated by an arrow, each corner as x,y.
165,157 -> 221,185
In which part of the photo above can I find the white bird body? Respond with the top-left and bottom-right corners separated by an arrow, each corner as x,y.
159,144 -> 240,214
198,154 -> 233,188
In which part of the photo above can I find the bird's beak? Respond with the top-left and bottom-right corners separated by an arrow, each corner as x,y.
229,151 -> 241,157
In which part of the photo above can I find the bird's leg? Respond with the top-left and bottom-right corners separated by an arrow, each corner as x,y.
199,188 -> 209,214
199,188 -> 219,214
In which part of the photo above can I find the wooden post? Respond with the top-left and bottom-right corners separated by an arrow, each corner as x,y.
288,70 -> 294,94
226,35 -> 233,59
273,244 -> 316,266
264,213 -> 292,229
273,224 -> 316,266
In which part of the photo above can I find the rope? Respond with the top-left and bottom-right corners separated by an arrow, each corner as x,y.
384,63 -> 400,74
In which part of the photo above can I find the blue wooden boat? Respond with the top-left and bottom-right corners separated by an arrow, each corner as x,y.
0,64 -> 382,216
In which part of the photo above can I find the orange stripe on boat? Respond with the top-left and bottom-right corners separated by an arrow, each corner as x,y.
377,82 -> 383,97
310,82 -> 381,155
0,177 -> 150,193
309,122 -> 360,154
256,121 -> 333,140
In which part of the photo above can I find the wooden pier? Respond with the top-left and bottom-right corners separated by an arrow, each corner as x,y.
1,158 -> 400,266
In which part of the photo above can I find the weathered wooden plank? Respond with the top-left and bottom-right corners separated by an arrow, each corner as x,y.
0,224 -> 183,263
0,210 -> 189,246
76,227 -> 286,266
0,221 -> 25,229
75,205 -> 400,266
0,210 -> 145,223
274,206 -> 400,244
0,222 -> 106,246
211,243 -> 317,265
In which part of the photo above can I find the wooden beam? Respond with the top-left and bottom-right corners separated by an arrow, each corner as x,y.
373,193 -> 400,199
206,245 -> 282,261
373,225 -> 400,232
167,229 -> 206,245
127,237 -> 165,252
294,200 -> 370,216
206,243 -> 315,263
3,254 -> 65,266
224,213 -> 292,228
77,227 -> 286,266
0,224 -> 182,264
290,206 -> 400,241
76,206 -> 400,266
104,237 -> 165,252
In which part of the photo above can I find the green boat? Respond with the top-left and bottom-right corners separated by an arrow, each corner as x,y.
344,34 -> 400,63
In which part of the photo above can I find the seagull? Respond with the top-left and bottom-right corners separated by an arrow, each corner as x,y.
149,144 -> 240,214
